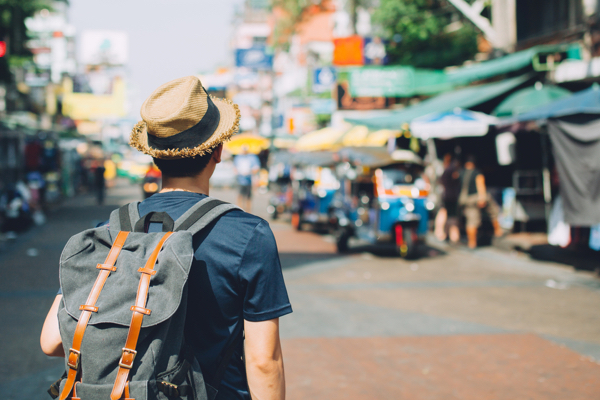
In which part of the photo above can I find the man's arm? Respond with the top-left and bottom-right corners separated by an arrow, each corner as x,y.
40,294 -> 65,357
244,318 -> 285,400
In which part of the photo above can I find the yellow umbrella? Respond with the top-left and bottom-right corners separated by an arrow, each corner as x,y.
363,129 -> 400,147
340,125 -> 369,147
224,133 -> 270,154
294,127 -> 345,152
273,135 -> 298,149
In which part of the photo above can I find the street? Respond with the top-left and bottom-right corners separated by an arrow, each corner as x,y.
1,180 -> 599,400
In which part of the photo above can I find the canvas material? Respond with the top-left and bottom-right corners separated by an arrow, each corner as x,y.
57,198 -> 240,400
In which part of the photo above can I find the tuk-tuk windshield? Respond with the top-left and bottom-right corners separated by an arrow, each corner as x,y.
381,168 -> 414,189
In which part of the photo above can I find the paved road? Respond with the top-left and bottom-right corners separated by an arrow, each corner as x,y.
1,179 -> 599,399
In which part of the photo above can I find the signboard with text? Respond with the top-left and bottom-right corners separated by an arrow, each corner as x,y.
349,66 -> 450,97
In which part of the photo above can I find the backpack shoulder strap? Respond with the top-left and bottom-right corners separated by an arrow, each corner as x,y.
174,197 -> 240,235
108,202 -> 140,231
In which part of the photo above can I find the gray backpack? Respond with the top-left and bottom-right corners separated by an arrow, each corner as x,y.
53,197 -> 241,400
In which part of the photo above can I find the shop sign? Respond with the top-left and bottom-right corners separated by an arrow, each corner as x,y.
349,66 -> 449,97
363,37 -> 388,65
313,67 -> 336,93
235,46 -> 273,70
333,36 -> 364,66
310,98 -> 337,115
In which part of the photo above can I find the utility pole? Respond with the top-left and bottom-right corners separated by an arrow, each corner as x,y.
447,0 -> 516,51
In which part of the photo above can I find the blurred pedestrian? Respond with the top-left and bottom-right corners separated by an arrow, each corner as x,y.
234,145 -> 260,212
92,159 -> 106,205
434,154 -> 461,243
458,155 -> 503,249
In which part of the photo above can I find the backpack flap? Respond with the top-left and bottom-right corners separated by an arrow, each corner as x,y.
59,227 -> 194,328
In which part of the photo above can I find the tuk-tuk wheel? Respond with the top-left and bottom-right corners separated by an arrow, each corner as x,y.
336,229 -> 351,253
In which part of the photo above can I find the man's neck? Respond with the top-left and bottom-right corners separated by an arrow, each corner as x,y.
160,175 -> 210,195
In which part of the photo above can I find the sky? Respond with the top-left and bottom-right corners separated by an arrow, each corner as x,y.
68,0 -> 242,119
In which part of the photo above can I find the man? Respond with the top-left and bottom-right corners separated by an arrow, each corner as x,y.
459,155 -> 503,249
435,153 -> 461,243
40,76 -> 291,400
233,145 -> 260,212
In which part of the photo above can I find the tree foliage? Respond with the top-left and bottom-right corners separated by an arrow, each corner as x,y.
0,0 -> 54,81
372,0 -> 480,69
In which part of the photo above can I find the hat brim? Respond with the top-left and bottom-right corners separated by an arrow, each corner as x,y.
129,95 -> 240,160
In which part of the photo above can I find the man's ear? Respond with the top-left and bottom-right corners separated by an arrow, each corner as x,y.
212,144 -> 223,164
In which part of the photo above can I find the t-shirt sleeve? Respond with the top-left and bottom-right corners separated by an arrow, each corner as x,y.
239,220 -> 292,322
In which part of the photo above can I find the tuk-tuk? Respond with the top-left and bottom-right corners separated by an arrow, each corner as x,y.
267,151 -> 293,220
289,151 -> 340,231
332,148 -> 433,258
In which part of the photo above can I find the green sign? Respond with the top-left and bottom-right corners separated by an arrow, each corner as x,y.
349,66 -> 452,98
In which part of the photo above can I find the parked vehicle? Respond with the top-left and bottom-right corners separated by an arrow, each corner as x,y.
289,151 -> 340,231
332,148 -> 433,258
267,152 -> 293,220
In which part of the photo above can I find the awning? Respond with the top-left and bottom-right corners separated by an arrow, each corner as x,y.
446,44 -> 576,85
493,84 -> 571,117
346,75 -> 530,130
294,127 -> 346,152
410,109 -> 498,139
505,84 -> 600,122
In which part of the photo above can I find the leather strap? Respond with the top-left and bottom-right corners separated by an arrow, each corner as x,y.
110,232 -> 173,400
119,206 -> 133,232
124,383 -> 134,400
59,231 -> 129,400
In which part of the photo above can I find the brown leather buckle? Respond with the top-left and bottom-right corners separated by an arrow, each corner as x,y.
119,348 -> 137,369
67,348 -> 80,370
79,304 -> 99,312
137,267 -> 157,276
97,263 -> 117,272
130,305 -> 151,315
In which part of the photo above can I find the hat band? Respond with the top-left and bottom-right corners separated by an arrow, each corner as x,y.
147,95 -> 221,151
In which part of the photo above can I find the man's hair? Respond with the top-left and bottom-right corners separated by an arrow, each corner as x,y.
153,152 -> 213,178
465,154 -> 477,165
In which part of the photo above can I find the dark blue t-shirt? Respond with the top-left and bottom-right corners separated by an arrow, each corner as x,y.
80,192 -> 290,400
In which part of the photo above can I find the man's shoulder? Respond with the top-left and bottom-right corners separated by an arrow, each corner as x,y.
216,208 -> 269,232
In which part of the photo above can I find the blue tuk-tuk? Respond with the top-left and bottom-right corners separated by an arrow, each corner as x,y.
289,151 -> 340,231
332,148 -> 433,258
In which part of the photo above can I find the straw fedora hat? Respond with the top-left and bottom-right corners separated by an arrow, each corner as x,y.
130,76 -> 240,159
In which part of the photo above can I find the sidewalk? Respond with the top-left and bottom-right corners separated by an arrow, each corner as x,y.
493,232 -> 600,273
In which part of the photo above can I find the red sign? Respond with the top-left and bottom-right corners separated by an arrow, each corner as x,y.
333,36 -> 364,66
0,41 -> 6,57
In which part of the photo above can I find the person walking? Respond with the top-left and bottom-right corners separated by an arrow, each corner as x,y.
40,76 -> 291,400
93,159 -> 106,205
435,154 -> 461,243
233,145 -> 260,212
458,155 -> 503,249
